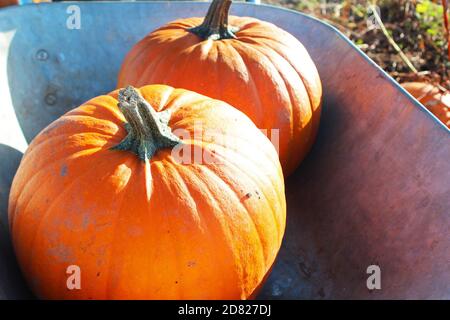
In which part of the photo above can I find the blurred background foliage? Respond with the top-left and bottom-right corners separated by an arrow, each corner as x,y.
263,0 -> 450,87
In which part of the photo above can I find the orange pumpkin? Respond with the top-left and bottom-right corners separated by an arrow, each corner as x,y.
8,85 -> 286,299
402,82 -> 450,128
118,0 -> 322,176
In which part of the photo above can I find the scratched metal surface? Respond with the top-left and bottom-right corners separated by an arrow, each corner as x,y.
0,2 -> 449,300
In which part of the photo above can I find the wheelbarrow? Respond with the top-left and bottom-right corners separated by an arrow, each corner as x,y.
0,1 -> 449,300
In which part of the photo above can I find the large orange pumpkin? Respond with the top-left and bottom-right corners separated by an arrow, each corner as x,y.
118,0 -> 322,176
402,82 -> 450,128
8,85 -> 286,299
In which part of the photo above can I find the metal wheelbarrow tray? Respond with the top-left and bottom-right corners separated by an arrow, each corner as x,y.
0,1 -> 449,300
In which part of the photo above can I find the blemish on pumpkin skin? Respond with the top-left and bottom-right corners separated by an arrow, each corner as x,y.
240,193 -> 252,202
47,244 -> 74,263
60,164 -> 68,177
63,218 -> 76,231
96,257 -> 106,267
81,213 -> 92,230
128,226 -> 144,237
187,261 -> 196,267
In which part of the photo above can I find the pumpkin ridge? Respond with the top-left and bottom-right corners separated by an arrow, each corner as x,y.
103,159 -> 140,299
245,37 -> 315,107
7,147 -> 104,230
245,41 -> 312,171
245,42 -> 297,146
153,47 -> 198,100
192,122 -> 273,167
62,114 -> 122,135
135,35 -> 196,87
120,38 -> 173,86
201,162 -> 270,269
21,154 -> 122,287
260,41 -> 322,163
135,43 -> 179,86
13,151 -> 113,234
68,97 -> 126,121
151,159 -> 221,298
162,160 -> 203,229
155,43 -> 216,101
155,46 -> 200,87
214,42 -> 253,109
28,131 -> 118,160
189,164 -> 266,296
171,117 -> 277,162
96,161 -> 137,300
225,42 -> 267,129
31,118 -> 119,148
67,106 -> 124,127
198,129 -> 278,171
139,43 -> 185,84
263,41 -> 322,113
14,134 -> 117,195
138,85 -> 176,113
196,162 -> 267,270
162,94 -> 211,120
8,146 -> 107,233
202,142 -> 282,244
160,160 -> 204,299
164,158 -> 242,298
134,47 -> 171,86
212,43 -> 224,101
230,41 -> 290,156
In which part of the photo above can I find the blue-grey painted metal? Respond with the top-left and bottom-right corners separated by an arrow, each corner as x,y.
0,1 -> 448,300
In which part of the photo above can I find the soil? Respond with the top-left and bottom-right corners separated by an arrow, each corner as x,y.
263,0 -> 450,89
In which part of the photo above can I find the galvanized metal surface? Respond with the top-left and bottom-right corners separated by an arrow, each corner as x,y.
0,1 -> 449,300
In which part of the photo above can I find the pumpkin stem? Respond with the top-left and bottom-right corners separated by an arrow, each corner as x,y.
112,86 -> 181,161
188,0 -> 238,40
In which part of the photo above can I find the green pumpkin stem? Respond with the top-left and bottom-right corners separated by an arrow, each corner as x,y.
189,0 -> 238,40
112,86 -> 181,161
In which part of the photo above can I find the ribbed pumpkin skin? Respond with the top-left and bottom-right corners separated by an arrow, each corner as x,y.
8,85 -> 286,300
118,16 -> 322,176
402,82 -> 450,128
